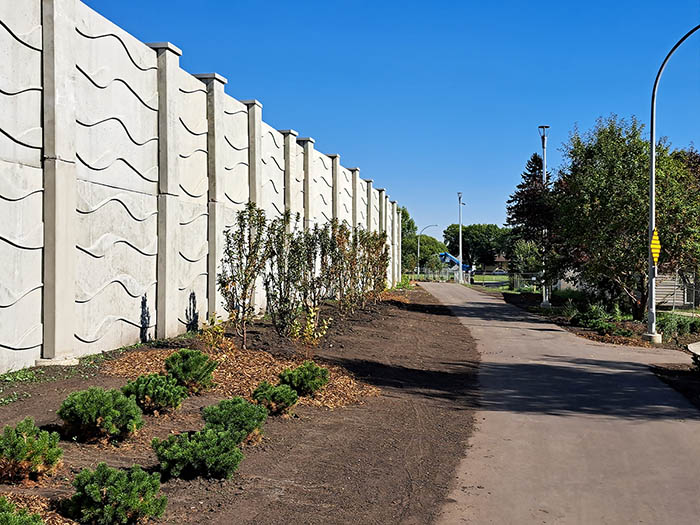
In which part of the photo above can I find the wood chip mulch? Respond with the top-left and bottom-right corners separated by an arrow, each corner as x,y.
0,492 -> 77,525
101,342 -> 379,410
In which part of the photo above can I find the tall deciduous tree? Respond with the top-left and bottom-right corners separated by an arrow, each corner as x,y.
553,115 -> 700,319
402,234 -> 447,272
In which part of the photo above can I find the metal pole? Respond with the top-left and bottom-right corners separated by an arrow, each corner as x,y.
417,224 -> 437,278
646,24 -> 700,342
538,125 -> 551,308
458,192 -> 463,283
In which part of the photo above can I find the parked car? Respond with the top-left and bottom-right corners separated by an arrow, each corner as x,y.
492,269 -> 507,275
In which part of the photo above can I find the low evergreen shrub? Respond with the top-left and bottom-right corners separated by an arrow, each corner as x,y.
121,374 -> 188,413
278,361 -> 329,396
57,387 -> 143,440
0,418 -> 62,481
151,429 -> 244,479
66,463 -> 166,525
571,303 -> 608,328
202,397 -> 267,441
0,497 -> 43,525
164,349 -> 218,393
252,381 -> 298,415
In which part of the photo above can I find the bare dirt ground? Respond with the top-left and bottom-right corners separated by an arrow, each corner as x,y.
0,287 -> 479,525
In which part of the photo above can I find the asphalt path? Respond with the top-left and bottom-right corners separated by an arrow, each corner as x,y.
422,283 -> 700,525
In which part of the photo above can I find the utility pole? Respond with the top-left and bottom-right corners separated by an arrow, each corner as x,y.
538,125 -> 551,308
458,192 -> 464,283
417,224 -> 437,276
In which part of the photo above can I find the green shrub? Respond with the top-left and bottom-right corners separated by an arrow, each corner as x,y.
202,397 -> 267,441
66,463 -> 166,525
278,361 -> 329,396
57,387 -> 143,440
164,349 -> 218,393
0,418 -> 62,481
252,381 -> 298,415
0,497 -> 43,525
689,317 -> 700,334
121,374 -> 188,413
561,299 -> 579,321
657,313 -> 693,340
151,429 -> 244,479
571,303 -> 608,328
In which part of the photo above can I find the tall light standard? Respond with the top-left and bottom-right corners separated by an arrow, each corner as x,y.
538,125 -> 551,308
644,24 -> 700,344
417,224 -> 437,275
458,192 -> 464,283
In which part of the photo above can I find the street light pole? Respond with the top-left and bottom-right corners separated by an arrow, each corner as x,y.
538,125 -> 551,308
458,192 -> 463,283
644,24 -> 700,343
417,224 -> 437,276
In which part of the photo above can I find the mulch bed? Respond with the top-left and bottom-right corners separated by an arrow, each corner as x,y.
0,286 -> 479,524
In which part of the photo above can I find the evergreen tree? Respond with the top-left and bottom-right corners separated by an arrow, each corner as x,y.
505,153 -> 553,244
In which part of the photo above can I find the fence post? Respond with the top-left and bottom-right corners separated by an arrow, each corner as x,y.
242,100 -> 262,205
193,73 -> 228,320
41,0 -> 77,362
350,168 -> 360,229
148,42 -> 183,339
328,154 -> 340,221
279,129 -> 299,231
297,137 -> 315,229
365,179 -> 374,231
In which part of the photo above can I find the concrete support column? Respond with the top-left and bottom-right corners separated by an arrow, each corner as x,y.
41,0 -> 77,361
350,168 -> 360,230
377,188 -> 387,233
242,100 -> 262,205
298,137 -> 315,229
365,179 -> 374,231
328,154 -> 340,222
391,200 -> 398,286
148,42 -> 183,339
396,204 -> 402,281
279,129 -> 299,230
194,73 -> 228,320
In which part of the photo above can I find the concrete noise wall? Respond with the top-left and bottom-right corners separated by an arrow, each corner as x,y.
0,0 -> 402,373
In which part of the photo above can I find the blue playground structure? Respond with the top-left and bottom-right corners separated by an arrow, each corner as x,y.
439,252 -> 471,272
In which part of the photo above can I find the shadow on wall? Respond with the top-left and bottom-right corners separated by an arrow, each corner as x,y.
140,295 -> 150,344
186,291 -> 199,333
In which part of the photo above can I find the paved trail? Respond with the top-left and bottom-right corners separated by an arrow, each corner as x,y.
423,283 -> 700,525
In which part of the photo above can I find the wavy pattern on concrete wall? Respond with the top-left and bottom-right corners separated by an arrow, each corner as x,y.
261,123 -> 284,218
313,151 -> 333,225
73,4 -> 158,354
222,96 -> 249,208
0,2 -> 43,368
337,166 -> 353,225
175,70 -> 208,329
371,188 -> 380,232
357,180 -> 367,229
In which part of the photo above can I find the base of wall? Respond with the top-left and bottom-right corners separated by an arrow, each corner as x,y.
35,357 -> 80,367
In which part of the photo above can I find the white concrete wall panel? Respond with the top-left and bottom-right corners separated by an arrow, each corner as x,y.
337,165 -> 353,226
74,3 -> 158,195
312,151 -> 333,226
74,180 -> 157,354
221,95 -> 249,211
0,2 -> 43,370
261,122 -> 284,219
175,70 -> 208,329
357,179 -> 367,229
73,4 -> 158,354
371,188 -> 380,232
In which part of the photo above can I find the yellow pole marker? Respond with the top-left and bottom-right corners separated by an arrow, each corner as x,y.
650,228 -> 661,266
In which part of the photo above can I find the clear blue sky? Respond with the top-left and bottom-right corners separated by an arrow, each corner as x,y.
84,0 -> 700,242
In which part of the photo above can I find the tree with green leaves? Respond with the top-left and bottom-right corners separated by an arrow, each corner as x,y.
552,115 -> 700,319
443,223 -> 509,269
402,234 -> 447,272
506,153 -> 553,244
